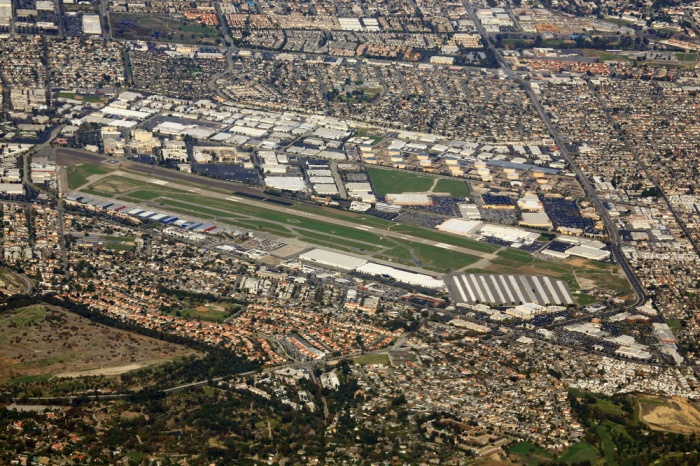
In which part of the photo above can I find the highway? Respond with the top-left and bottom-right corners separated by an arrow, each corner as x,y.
466,2 -> 647,310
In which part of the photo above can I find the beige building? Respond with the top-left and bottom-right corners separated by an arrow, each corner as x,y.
130,129 -> 160,155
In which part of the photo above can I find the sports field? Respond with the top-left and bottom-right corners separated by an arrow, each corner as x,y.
367,167 -> 471,197
367,167 -> 434,195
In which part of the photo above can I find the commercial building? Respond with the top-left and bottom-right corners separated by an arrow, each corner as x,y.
520,212 -> 552,229
355,262 -> 444,289
653,323 -> 677,344
299,248 -> 368,271
444,273 -> 575,306
82,15 -> 102,35
386,193 -> 432,206
436,218 -> 483,236
299,248 -> 444,289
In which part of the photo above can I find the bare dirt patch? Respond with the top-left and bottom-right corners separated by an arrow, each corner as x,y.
121,410 -> 143,420
0,269 -> 28,294
486,264 -> 564,278
56,362 -> 160,378
565,257 -> 593,268
638,396 -> 700,435
0,305 -> 200,382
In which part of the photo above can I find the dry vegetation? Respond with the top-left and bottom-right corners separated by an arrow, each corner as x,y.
0,305 -> 200,382
638,395 -> 700,435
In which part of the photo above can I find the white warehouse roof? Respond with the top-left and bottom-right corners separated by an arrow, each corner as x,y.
355,263 -> 445,289
299,248 -> 368,271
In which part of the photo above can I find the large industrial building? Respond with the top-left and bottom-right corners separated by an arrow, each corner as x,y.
298,248 -> 368,271
444,273 -> 575,306
298,248 -> 445,289
386,193 -> 432,206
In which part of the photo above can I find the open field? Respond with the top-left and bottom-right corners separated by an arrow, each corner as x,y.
353,353 -> 390,366
167,303 -> 236,323
434,178 -> 470,196
56,92 -> 109,103
602,17 -> 636,27
557,442 -> 599,464
467,250 -> 633,304
101,234 -> 136,251
508,441 -> 554,466
584,49 -> 634,63
637,395 -> 700,435
367,167 -> 435,195
85,174 -> 184,196
409,242 -> 479,271
353,128 -> 384,144
595,424 -> 617,465
112,13 -> 221,45
0,305 -> 200,383
57,362 -> 163,378
67,164 -> 115,189
666,318 -> 682,330
675,53 -> 698,61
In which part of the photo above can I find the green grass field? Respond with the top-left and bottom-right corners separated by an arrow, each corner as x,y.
595,398 -> 626,416
409,242 -> 478,272
603,17 -> 635,27
433,178 -> 470,197
112,13 -> 222,45
558,442 -> 599,464
67,164 -> 115,189
501,38 -> 534,49
101,234 -> 135,251
353,128 -> 383,145
367,167 -> 435,195
666,318 -> 682,330
588,50 -> 634,63
576,293 -> 598,306
391,224 -> 500,254
124,189 -> 168,201
508,441 -> 554,466
56,92 -> 108,103
353,353 -> 390,366
675,53 -> 698,61
596,425 -> 618,465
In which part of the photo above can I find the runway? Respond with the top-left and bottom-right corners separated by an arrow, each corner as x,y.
55,148 -> 502,273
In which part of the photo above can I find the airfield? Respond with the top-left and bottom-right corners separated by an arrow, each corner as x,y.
57,148 -> 632,304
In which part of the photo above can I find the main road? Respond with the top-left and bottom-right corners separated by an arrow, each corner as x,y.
466,2 -> 646,309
